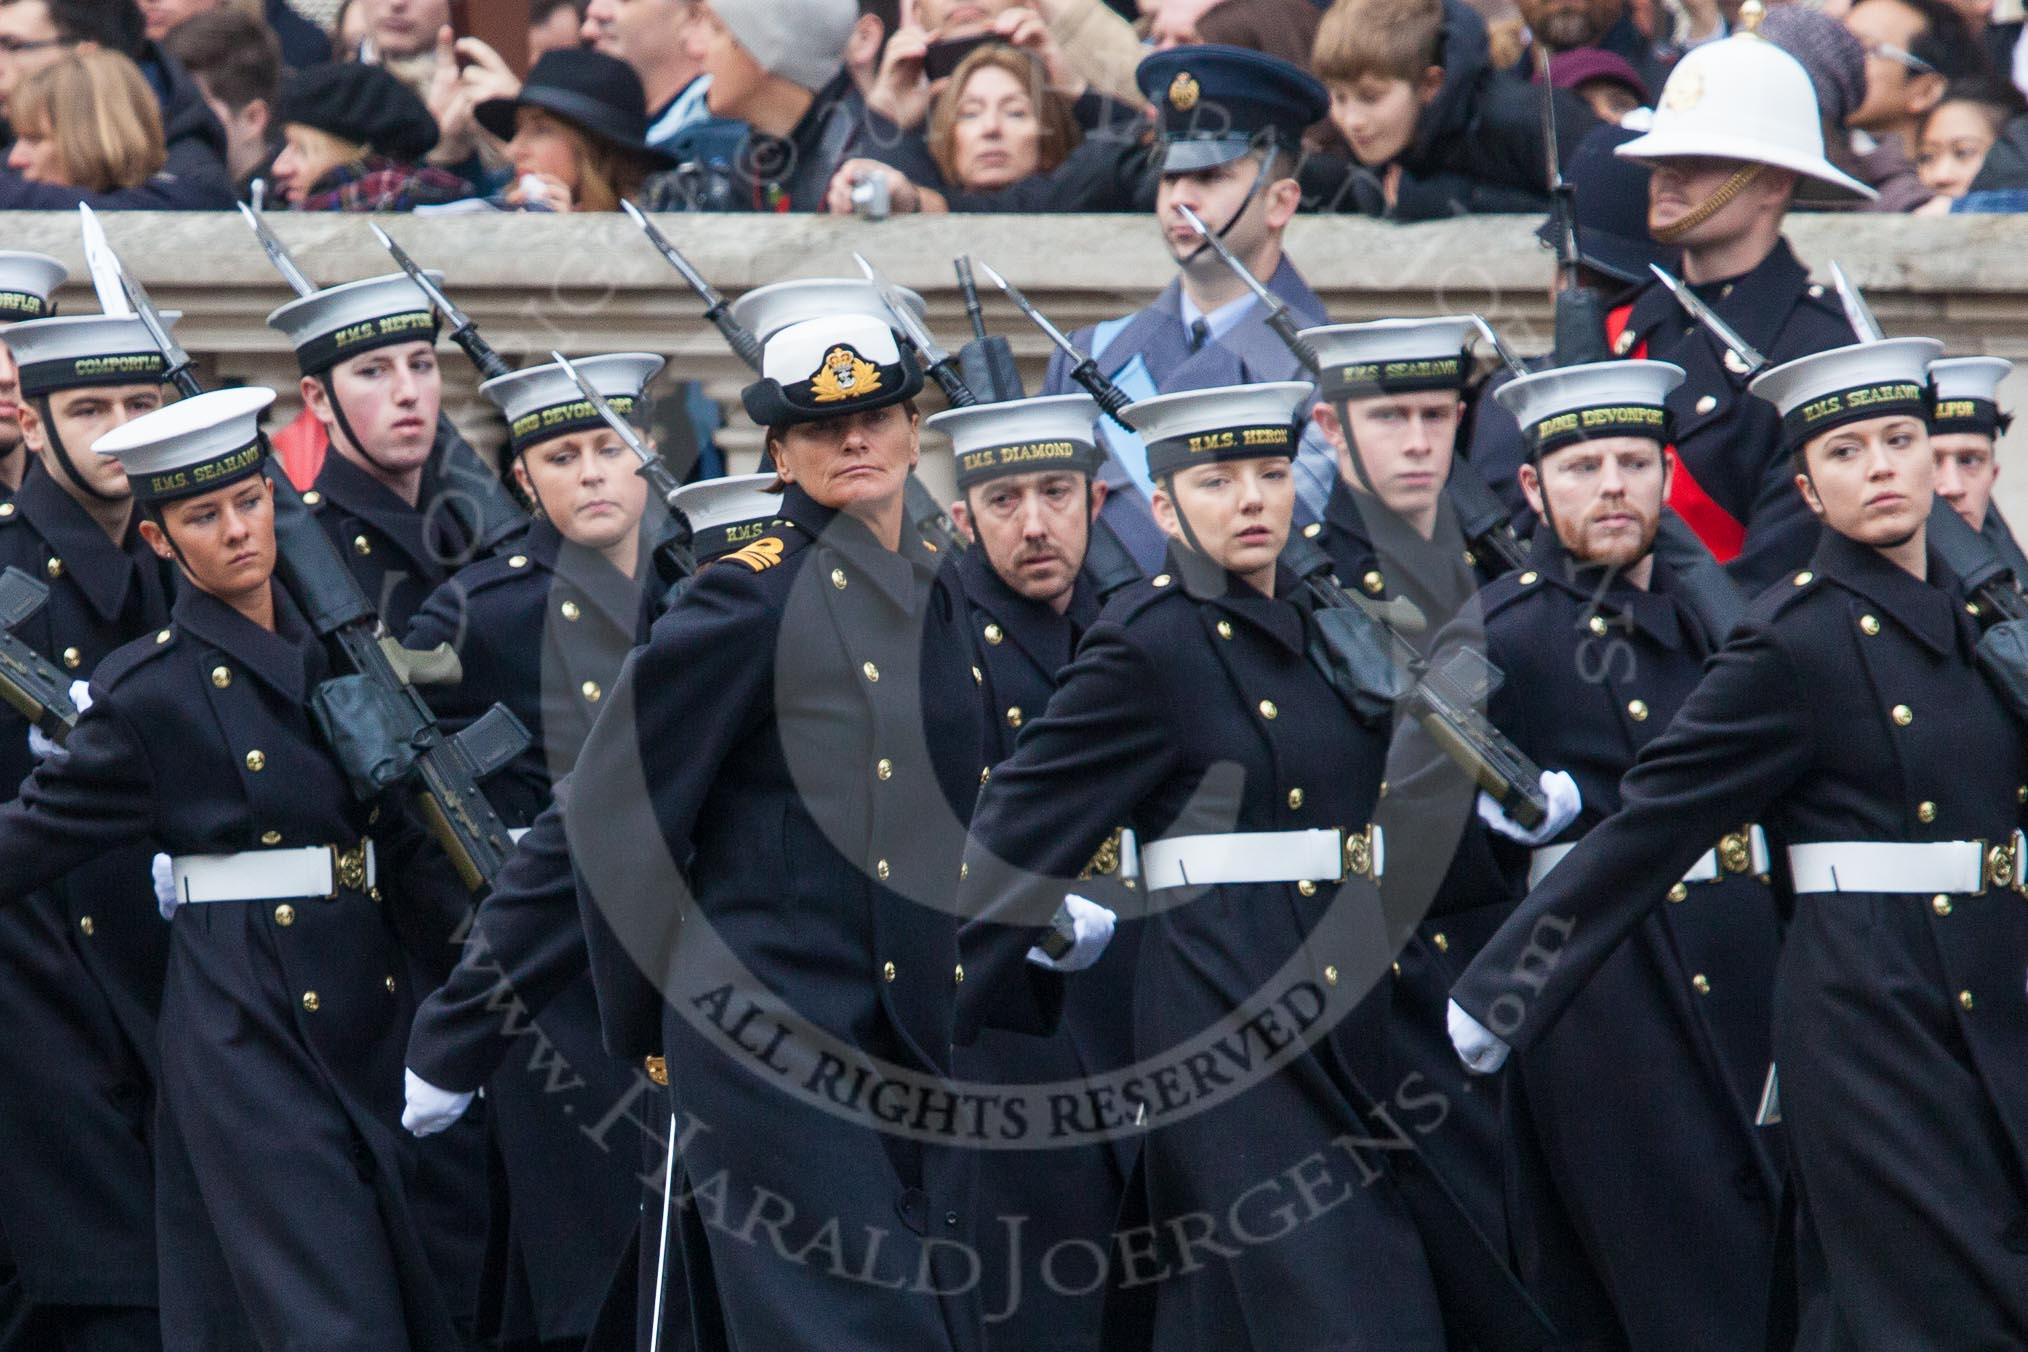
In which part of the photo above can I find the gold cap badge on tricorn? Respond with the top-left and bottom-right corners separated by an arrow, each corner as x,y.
741,313 -> 923,429
811,345 -> 882,403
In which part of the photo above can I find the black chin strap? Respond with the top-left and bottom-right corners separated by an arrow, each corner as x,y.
1180,143 -> 1275,269
1331,396 -> 1379,498
318,372 -> 409,477
36,397 -> 124,504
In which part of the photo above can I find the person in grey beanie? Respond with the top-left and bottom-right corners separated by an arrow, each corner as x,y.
644,0 -> 871,211
1762,1 -> 1934,211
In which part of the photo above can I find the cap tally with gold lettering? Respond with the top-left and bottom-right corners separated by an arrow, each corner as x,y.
1749,338 -> 1943,453
1928,356 -> 2013,439
1299,316 -> 1478,402
729,277 -> 926,346
1495,359 -> 1685,459
0,252 -> 65,322
480,352 -> 664,456
670,472 -> 781,560
2,313 -> 178,400
927,393 -> 1103,492
742,314 -> 923,429
93,386 -> 276,504
266,273 -> 443,377
1123,381 -> 1311,479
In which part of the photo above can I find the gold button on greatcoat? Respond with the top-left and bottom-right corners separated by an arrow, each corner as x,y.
261,830 -> 281,845
1298,880 -> 1316,896
244,749 -> 266,772
275,904 -> 295,926
560,601 -> 581,621
385,975 -> 397,993
1692,974 -> 1711,995
1932,894 -> 1953,916
883,961 -> 897,982
1152,573 -> 1172,588
1959,990 -> 1976,1011
352,535 -> 371,556
862,661 -> 879,682
1216,620 -> 1233,639
1627,699 -> 1649,721
1287,788 -> 1304,809
60,646 -> 80,669
1323,965 -> 1340,986
155,629 -> 171,644
1794,571 -> 1814,586
1917,801 -> 1937,824
1892,704 -> 1913,726
301,490 -> 321,506
1432,933 -> 1449,953
301,991 -> 320,1012
831,568 -> 847,590
508,554 -> 528,568
1519,571 -> 1539,585
1695,395 -> 1717,415
876,859 -> 891,881
1361,571 -> 1385,595
1588,616 -> 1607,636
1258,700 -> 1277,720
979,766 -> 990,785
1006,706 -> 1022,728
1668,883 -> 1689,903
876,757 -> 893,781
211,665 -> 231,688
45,557 -> 62,578
581,680 -> 602,703
954,965 -> 965,985
1860,614 -> 1880,636
78,915 -> 93,936
983,623 -> 1003,645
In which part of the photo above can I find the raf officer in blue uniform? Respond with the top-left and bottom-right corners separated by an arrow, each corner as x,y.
1454,358 -> 1786,1350
1042,47 -> 1336,569
1451,337 -> 2028,1347
565,312 -> 987,1351
268,274 -> 500,633
0,388 -> 480,1351
0,309 -> 181,1352
925,393 -> 1143,1352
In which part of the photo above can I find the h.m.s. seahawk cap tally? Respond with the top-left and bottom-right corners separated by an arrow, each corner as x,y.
1929,356 -> 2013,439
1748,337 -> 1944,453
479,352 -> 664,456
2,313 -> 178,400
1298,317 -> 1479,402
266,273 -> 443,377
1122,381 -> 1311,480
1494,359 -> 1686,459
0,252 -> 66,321
926,393 -> 1103,492
670,472 -> 781,560
742,314 -> 923,429
92,386 -> 275,505
729,277 -> 927,346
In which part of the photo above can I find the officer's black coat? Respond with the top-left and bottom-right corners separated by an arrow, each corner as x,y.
956,549 -> 1446,1352
1454,530 -> 1783,1350
1453,529 -> 2028,1348
0,465 -> 171,1310
947,542 -> 1143,1352
567,485 -> 987,1352
403,515 -> 654,1344
0,583 -> 477,1352
1465,238 -> 1856,592
305,443 -> 488,636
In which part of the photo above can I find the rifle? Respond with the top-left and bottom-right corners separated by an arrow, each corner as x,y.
81,207 -> 529,892
234,203 -> 530,553
0,568 -> 78,742
1174,205 -> 1321,371
954,256 -> 1026,404
975,259 -> 1136,426
551,350 -> 698,588
1650,264 -> 1770,376
1538,50 -> 1610,365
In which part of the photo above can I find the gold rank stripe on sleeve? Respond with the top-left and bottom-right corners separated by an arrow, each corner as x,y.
726,537 -> 786,572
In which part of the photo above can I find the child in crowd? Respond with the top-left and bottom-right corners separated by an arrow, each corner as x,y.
1916,77 -> 2027,205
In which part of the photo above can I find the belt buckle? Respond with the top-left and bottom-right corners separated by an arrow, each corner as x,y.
1983,835 -> 2019,895
329,842 -> 368,897
1342,825 -> 1376,881
1719,828 -> 1753,875
1080,828 -> 1123,880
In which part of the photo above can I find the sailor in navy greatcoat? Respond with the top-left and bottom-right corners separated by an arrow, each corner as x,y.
927,393 -> 1142,1351
0,312 -> 179,1350
1452,339 -> 2028,1348
0,389 -> 478,1352
268,274 -> 497,635
1449,359 -> 1784,1349
956,382 -> 1448,1351
567,315 -> 987,1351
1927,356 -> 2028,585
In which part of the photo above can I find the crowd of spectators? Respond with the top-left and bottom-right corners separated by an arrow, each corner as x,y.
0,0 -> 2025,218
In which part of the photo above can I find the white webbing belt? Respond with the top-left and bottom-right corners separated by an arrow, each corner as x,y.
1140,826 -> 1382,891
1530,825 -> 1770,891
1787,832 -> 2025,895
170,842 -> 378,904
508,827 -> 531,845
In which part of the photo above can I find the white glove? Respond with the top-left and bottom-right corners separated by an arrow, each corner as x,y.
1477,770 -> 1581,846
1026,893 -> 1116,972
402,1068 -> 475,1137
1448,998 -> 1511,1075
27,679 -> 90,761
152,853 -> 177,921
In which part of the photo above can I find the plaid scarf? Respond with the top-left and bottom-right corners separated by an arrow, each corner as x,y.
294,156 -> 472,212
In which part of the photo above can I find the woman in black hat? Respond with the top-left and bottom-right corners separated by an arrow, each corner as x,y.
271,61 -> 470,210
474,48 -> 676,212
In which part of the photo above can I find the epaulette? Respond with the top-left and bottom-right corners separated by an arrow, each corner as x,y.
1476,564 -> 1553,624
448,549 -> 546,599
1100,569 -> 1191,626
92,622 -> 180,689
1743,565 -> 1824,624
0,500 -> 20,526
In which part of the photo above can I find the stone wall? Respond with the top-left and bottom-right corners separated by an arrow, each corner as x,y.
14,210 -> 2028,514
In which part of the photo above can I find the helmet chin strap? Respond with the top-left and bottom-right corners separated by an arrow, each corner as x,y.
1651,163 -> 1763,246
36,397 -> 125,504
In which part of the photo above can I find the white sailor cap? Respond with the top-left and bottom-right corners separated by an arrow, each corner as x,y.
1928,356 -> 2013,438
266,273 -> 442,377
1122,381 -> 1311,480
1493,359 -> 1686,459
479,353 -> 664,455
926,393 -> 1103,491
729,278 -> 926,345
2,313 -> 180,400
670,472 -> 781,560
0,252 -> 65,321
1749,338 -> 1943,452
93,386 -> 276,504
1297,316 -> 1479,401
741,314 -> 923,429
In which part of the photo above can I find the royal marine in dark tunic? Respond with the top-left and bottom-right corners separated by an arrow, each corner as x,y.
956,382 -> 1449,1351
1452,338 -> 2028,1349
0,388 -> 479,1352
567,313 -> 987,1352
